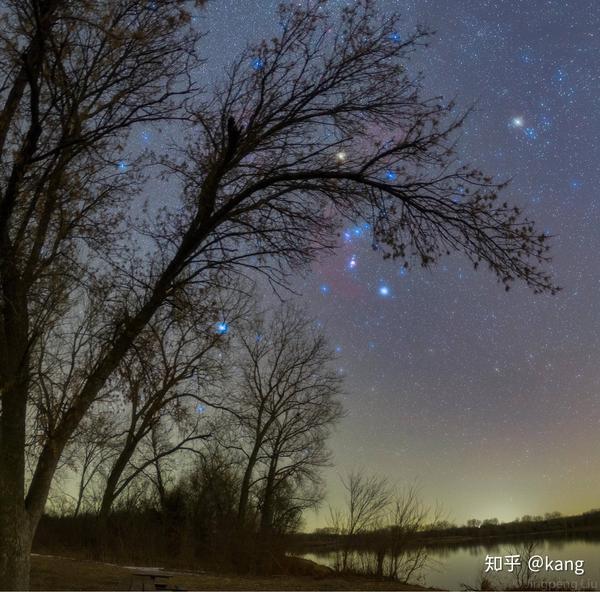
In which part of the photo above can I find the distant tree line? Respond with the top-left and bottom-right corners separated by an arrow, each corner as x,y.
294,507 -> 600,562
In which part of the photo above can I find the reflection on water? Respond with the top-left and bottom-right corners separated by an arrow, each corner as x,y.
299,536 -> 600,590
301,545 -> 430,585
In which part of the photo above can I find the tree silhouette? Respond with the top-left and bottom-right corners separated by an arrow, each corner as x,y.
0,0 -> 556,586
209,306 -> 343,532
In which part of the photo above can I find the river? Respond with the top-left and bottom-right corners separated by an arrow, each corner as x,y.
299,536 -> 600,590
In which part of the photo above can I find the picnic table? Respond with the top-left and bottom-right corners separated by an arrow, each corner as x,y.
128,568 -> 178,591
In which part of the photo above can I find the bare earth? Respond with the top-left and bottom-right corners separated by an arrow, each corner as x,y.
30,554 -> 434,591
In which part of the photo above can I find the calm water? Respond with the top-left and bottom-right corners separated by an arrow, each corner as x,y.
300,537 -> 600,590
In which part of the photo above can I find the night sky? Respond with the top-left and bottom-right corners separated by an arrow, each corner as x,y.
170,1 -> 600,529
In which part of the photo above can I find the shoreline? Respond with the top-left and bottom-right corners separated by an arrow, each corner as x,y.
289,526 -> 600,554
30,553 -> 437,591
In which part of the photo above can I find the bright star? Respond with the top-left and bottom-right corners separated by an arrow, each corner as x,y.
215,321 -> 229,335
251,57 -> 264,70
570,179 -> 583,190
116,160 -> 128,171
519,51 -> 533,64
336,151 -> 347,163
385,170 -> 397,181
553,68 -> 566,83
510,116 -> 524,128
348,255 -> 357,270
539,114 -> 552,130
320,284 -> 330,294
196,404 -> 206,414
378,285 -> 390,297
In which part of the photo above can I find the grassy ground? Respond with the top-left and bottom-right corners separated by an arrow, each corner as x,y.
30,553 -> 434,591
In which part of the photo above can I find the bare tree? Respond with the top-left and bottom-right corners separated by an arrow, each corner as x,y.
257,415 -> 335,535
147,423 -> 172,512
33,281 -> 246,520
329,470 -> 391,571
0,0 -> 556,585
383,486 -> 435,582
254,316 -> 344,535
506,540 -> 539,590
0,1 -> 202,584
95,298 -> 232,524
171,444 -> 242,559
329,478 -> 438,581
212,306 -> 343,532
68,411 -> 119,518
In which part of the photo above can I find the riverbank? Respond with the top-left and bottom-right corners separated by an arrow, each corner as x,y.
30,553 -> 436,590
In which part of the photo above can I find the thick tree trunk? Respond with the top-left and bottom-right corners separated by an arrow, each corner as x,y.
0,338 -> 32,589
0,399 -> 32,590
0,271 -> 32,589
98,472 -> 119,525
0,505 -> 31,591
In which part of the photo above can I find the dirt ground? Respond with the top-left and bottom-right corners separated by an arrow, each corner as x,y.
29,553 -> 435,591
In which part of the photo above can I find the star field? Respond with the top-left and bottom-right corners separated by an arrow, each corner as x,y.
172,0 -> 600,529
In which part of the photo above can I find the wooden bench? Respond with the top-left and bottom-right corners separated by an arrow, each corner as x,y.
128,569 -> 178,591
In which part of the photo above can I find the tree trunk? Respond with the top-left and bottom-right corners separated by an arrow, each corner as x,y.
0,396 -> 32,591
0,503 -> 31,591
153,458 -> 167,512
73,470 -> 86,518
259,453 -> 279,534
150,424 -> 168,511
0,279 -> 32,589
95,439 -> 141,557
237,445 -> 261,528
0,355 -> 31,588
98,436 -> 141,523
237,408 -> 275,529
376,548 -> 385,578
